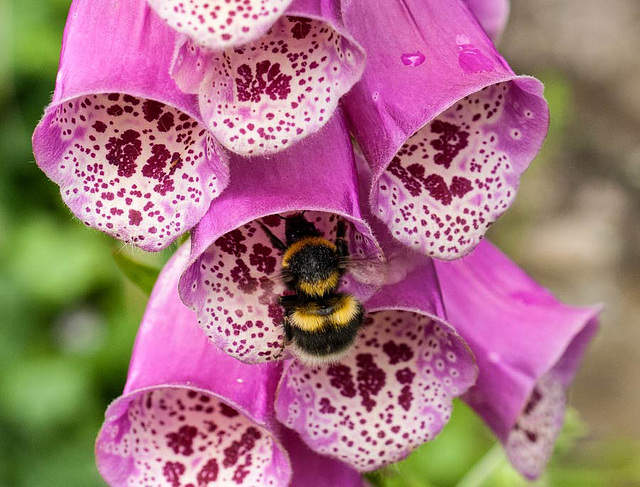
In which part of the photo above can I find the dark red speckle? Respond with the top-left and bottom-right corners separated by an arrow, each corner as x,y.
327,364 -> 357,398
236,60 -> 292,103
105,129 -> 141,178
430,120 -> 469,169
382,341 -> 414,365
166,425 -> 198,456
162,461 -> 185,487
128,209 -> 142,226
356,353 -> 386,412
196,459 -> 219,485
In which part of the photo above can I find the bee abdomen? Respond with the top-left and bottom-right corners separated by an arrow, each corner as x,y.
286,295 -> 365,365
288,294 -> 362,332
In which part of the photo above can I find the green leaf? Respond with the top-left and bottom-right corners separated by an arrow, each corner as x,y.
111,249 -> 162,295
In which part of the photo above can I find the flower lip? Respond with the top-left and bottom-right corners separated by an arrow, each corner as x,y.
274,306 -> 478,471
97,385 -> 291,487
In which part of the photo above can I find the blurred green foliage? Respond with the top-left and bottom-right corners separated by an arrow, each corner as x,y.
2,0 -> 640,486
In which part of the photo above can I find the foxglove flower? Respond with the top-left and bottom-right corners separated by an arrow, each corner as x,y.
179,111 -> 385,364
97,245 -> 365,486
273,254 -> 479,471
33,0 -> 229,251
169,0 -> 366,155
341,0 -> 548,260
435,242 -> 600,479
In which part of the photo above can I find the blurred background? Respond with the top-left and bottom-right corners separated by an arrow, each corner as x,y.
0,0 -> 638,485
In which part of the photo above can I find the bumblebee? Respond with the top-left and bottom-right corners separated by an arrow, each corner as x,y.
258,213 -> 365,365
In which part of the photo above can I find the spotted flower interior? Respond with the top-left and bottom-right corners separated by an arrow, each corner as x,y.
97,388 -> 287,486
148,0 -> 295,50
181,210 -> 384,364
275,311 -> 477,471
505,373 -> 566,479
377,81 -> 543,259
37,93 -> 226,251
172,15 -> 365,155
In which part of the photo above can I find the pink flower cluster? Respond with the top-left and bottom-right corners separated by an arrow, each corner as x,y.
32,0 -> 599,485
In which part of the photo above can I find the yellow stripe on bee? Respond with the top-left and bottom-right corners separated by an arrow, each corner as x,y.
281,237 -> 337,268
289,295 -> 360,332
328,295 -> 360,327
290,309 -> 327,332
298,271 -> 340,297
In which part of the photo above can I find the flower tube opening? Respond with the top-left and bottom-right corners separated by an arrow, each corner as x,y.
342,0 -> 548,260
98,387 -> 288,486
275,309 -> 477,471
172,12 -> 365,156
32,0 -> 229,251
179,113 -> 384,364
181,209 -> 384,364
96,245 -> 292,486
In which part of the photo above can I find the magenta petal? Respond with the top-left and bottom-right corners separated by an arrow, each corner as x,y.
434,241 -> 600,479
464,0 -> 510,41
179,112 -> 384,364
341,0 -> 548,260
282,428 -> 364,486
32,0 -> 228,251
275,259 -> 477,471
171,2 -> 365,156
96,245 -> 291,486
148,0 -> 294,50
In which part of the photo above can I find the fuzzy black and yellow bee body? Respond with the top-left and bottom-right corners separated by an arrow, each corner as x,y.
259,213 -> 365,365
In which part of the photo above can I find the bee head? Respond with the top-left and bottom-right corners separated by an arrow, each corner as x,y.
282,240 -> 341,296
285,213 -> 320,244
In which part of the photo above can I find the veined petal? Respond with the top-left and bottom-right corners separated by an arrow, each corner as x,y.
434,241 -> 600,479
96,246 -> 290,486
342,0 -> 548,260
32,0 -> 228,251
148,0 -> 294,50
179,113 -> 384,363
464,0 -> 510,42
275,257 -> 477,471
171,3 -> 365,156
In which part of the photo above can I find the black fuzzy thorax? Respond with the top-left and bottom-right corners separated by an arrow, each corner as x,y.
282,244 -> 341,289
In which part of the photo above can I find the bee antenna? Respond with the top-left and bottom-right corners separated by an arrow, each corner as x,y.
257,220 -> 287,251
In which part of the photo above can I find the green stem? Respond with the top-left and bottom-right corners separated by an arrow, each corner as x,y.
456,444 -> 505,487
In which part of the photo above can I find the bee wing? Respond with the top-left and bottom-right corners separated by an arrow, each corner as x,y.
346,256 -> 389,287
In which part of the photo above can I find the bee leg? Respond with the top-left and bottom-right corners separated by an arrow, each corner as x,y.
273,342 -> 286,360
335,219 -> 349,259
273,318 -> 293,361
257,221 -> 287,251
283,318 -> 294,343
